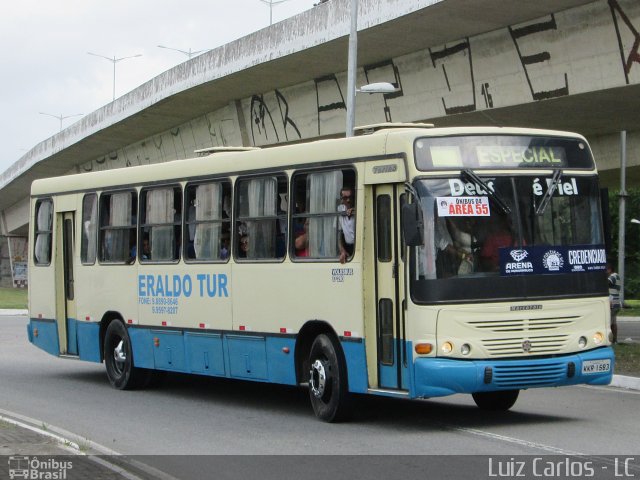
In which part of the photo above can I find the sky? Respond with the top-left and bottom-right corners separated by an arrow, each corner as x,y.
0,0 -> 318,176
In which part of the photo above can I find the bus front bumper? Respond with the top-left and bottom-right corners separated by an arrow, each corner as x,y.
412,346 -> 614,398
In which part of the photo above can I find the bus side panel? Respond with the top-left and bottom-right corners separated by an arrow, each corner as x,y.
342,340 -> 368,393
27,319 -> 59,357
128,327 -> 155,369
185,332 -> 226,376
265,336 -> 297,385
76,321 -> 101,363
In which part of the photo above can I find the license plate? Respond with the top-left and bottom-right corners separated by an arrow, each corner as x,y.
581,359 -> 611,374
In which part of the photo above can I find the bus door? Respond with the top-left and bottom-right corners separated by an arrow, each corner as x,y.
56,211 -> 78,355
374,184 -> 407,390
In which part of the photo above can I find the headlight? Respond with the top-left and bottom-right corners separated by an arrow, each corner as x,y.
593,332 -> 604,345
461,343 -> 471,355
578,336 -> 587,349
441,341 -> 453,354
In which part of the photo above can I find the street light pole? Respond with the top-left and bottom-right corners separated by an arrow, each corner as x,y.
87,52 -> 143,101
258,0 -> 291,25
39,112 -> 83,131
157,45 -> 210,59
345,0 -> 358,137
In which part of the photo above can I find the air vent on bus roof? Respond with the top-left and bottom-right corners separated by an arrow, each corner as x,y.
354,122 -> 435,136
194,146 -> 261,157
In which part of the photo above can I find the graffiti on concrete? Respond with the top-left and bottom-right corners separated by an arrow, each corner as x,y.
430,39 -> 476,114
609,0 -> 640,83
250,90 -> 302,145
363,59 -> 404,122
315,74 -> 346,136
509,15 -> 569,101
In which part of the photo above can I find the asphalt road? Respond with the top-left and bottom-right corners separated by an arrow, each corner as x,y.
1,315 -> 639,479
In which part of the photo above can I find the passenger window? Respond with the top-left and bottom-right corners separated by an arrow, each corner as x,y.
235,174 -> 287,260
291,168 -> 356,261
99,191 -> 137,264
140,186 -> 182,263
33,199 -> 53,265
81,194 -> 97,265
184,181 -> 231,262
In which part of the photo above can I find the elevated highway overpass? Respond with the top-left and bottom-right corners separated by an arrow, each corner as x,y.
1,0 -> 639,240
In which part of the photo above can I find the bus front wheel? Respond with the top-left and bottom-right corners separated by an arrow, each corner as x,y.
104,320 -> 149,390
308,334 -> 352,422
472,390 -> 519,411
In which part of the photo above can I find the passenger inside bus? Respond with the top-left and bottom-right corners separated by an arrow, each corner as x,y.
295,219 -> 309,257
478,216 -> 513,272
338,187 -> 355,264
238,235 -> 249,258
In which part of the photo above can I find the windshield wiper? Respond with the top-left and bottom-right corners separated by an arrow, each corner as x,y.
535,169 -> 562,216
461,169 -> 511,214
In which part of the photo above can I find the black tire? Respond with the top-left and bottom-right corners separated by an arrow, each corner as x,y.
103,320 -> 150,390
472,390 -> 519,411
308,333 -> 352,422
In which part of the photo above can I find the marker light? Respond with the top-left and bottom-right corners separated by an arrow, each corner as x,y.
593,332 -> 604,345
441,342 -> 453,354
578,336 -> 587,349
461,343 -> 471,355
414,343 -> 433,355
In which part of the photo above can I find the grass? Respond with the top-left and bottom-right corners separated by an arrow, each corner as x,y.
614,342 -> 640,376
0,287 -> 27,309
621,299 -> 640,317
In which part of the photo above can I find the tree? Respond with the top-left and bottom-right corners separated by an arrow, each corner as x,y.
608,188 -> 640,299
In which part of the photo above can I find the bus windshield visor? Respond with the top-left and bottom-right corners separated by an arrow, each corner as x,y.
408,175 -> 607,304
414,135 -> 594,171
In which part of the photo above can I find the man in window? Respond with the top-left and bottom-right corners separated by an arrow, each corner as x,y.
338,187 -> 355,264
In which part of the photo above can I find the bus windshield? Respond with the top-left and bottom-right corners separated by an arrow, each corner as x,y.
409,174 -> 607,304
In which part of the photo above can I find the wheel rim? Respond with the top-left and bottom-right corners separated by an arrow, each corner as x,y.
112,339 -> 126,376
310,359 -> 329,399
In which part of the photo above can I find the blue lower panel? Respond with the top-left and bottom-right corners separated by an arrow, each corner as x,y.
228,335 -> 268,380
185,332 -> 225,376
76,322 -> 101,363
342,340 -> 368,393
28,319 -> 59,356
411,347 -> 615,398
151,330 -> 187,372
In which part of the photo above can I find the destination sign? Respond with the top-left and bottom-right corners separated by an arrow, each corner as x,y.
476,146 -> 566,167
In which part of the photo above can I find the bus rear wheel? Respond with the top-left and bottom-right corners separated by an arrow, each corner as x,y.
308,334 -> 352,422
472,390 -> 519,411
104,320 -> 150,390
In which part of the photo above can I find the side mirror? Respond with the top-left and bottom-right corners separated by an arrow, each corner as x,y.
402,203 -> 424,247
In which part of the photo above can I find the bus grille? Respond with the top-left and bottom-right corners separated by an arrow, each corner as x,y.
465,317 -> 577,357
468,317 -> 577,332
481,335 -> 570,357
492,362 -> 567,388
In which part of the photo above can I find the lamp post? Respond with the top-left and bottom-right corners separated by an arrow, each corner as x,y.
157,45 -> 210,59
87,52 -> 143,101
39,112 -> 83,131
258,0 -> 291,25
345,0 -> 358,137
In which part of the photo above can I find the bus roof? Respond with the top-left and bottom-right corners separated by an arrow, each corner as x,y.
31,125 -> 588,197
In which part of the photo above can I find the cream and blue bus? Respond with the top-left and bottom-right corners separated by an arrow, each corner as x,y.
27,124 -> 614,421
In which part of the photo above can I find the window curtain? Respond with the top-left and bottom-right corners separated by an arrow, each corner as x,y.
308,171 -> 341,257
248,178 -> 276,258
34,201 -> 53,264
107,192 -> 131,262
194,183 -> 221,260
418,196 -> 437,279
147,189 -> 174,261
83,196 -> 97,263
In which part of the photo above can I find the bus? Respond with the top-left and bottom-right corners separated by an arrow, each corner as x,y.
27,124 -> 614,422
